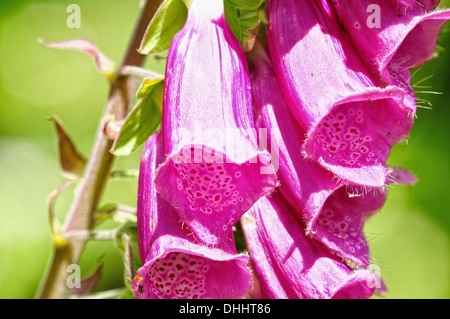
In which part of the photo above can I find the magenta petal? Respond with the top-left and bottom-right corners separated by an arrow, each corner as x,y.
133,133 -> 252,299
417,0 -> 441,11
241,194 -> 377,299
387,166 -> 418,185
266,0 -> 414,187
310,167 -> 417,267
332,1 -> 450,88
394,0 -> 439,10
393,0 -> 416,7
155,0 -> 277,246
248,39 -> 341,230
311,186 -> 387,267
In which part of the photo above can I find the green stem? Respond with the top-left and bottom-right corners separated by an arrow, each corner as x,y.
36,0 -> 163,299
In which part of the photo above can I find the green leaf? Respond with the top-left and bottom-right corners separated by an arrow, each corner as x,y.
238,9 -> 260,43
224,0 -> 241,41
49,116 -> 87,179
136,77 -> 164,99
225,1 -> 264,51
226,0 -> 264,10
110,78 -> 164,156
138,0 -> 188,54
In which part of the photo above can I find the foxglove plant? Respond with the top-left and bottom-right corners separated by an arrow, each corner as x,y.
241,194 -> 379,299
36,0 -> 448,301
133,132 -> 252,299
266,0 -> 415,187
154,0 -> 277,246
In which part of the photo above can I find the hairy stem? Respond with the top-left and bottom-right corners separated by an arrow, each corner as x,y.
37,0 -> 162,299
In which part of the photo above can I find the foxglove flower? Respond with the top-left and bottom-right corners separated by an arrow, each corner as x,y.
154,0 -> 277,246
332,0 -> 450,102
266,0 -> 414,187
249,38 -> 417,267
241,194 -> 378,299
133,133 -> 252,299
306,166 -> 416,267
248,38 -> 341,230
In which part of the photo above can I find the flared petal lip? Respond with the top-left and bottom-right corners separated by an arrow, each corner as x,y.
132,245 -> 251,299
154,145 -> 278,246
313,230 -> 370,267
303,86 -> 413,187
379,9 -> 450,74
331,269 -> 377,299
305,85 -> 415,130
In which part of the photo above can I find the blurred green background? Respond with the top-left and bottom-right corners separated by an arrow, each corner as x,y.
0,0 -> 448,299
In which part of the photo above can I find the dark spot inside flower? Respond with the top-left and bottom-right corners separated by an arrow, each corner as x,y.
138,285 -> 144,293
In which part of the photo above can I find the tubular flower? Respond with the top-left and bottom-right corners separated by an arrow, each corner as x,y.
133,133 -> 252,299
310,163 -> 426,266
241,194 -> 378,299
154,0 -> 277,246
331,0 -> 450,103
266,0 -> 414,187
248,38 -> 341,232
248,38 -> 416,267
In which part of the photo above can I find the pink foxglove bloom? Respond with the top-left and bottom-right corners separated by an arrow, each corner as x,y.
154,0 -> 277,246
332,0 -> 450,103
310,186 -> 387,267
133,133 -> 252,299
248,38 -> 341,230
266,0 -> 414,187
241,194 -> 378,299
248,38 -> 417,267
